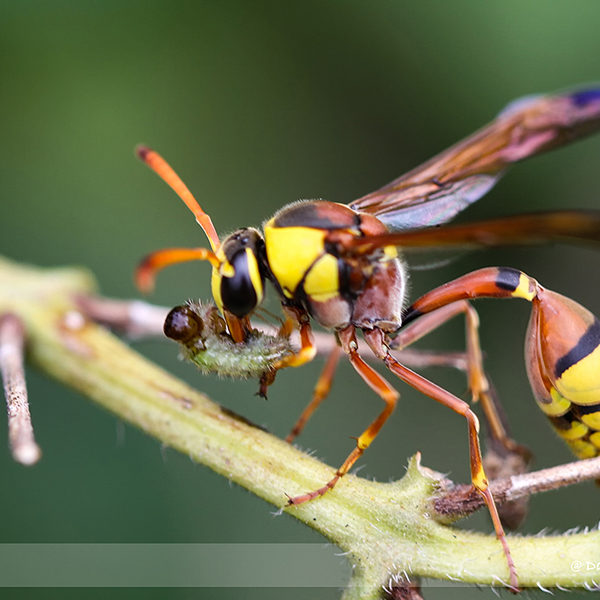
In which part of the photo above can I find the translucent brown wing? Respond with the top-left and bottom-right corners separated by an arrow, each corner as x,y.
349,88 -> 600,230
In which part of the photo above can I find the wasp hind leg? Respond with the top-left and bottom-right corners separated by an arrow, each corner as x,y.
286,326 -> 398,504
391,300 -> 527,457
364,327 -> 519,592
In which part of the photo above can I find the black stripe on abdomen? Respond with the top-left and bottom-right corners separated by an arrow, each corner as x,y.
554,319 -> 600,378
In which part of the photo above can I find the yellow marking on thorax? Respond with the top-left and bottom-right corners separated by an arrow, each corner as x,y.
302,253 -> 339,302
264,223 -> 328,299
555,344 -> 600,406
383,246 -> 398,260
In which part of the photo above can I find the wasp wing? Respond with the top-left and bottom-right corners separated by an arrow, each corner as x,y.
344,210 -> 600,254
349,88 -> 600,230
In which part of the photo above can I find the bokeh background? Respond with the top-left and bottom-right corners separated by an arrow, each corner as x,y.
1,2 -> 600,598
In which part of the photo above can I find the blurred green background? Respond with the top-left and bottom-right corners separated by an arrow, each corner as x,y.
1,1 -> 600,598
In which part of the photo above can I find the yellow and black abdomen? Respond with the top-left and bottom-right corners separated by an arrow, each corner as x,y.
526,288 -> 600,458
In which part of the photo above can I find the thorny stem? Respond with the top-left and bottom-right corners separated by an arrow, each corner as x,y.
1,256 -> 599,598
0,312 -> 41,465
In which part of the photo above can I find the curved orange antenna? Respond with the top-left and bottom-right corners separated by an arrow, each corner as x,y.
136,247 -> 220,293
136,145 -> 221,251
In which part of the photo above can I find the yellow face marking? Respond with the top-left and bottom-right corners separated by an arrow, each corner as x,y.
211,266 -> 224,313
210,246 -> 236,313
245,247 -> 264,305
555,345 -> 600,406
303,253 -> 339,302
566,438 -> 598,459
214,246 -> 235,277
264,223 -> 327,299
537,388 -> 571,417
554,420 -> 588,441
512,273 -> 536,301
590,431 -> 600,449
580,409 -> 600,430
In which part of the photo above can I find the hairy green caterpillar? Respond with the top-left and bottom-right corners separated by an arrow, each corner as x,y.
163,301 -> 293,380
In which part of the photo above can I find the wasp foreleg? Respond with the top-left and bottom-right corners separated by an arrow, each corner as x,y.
285,345 -> 342,443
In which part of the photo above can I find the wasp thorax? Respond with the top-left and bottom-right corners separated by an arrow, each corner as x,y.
212,228 -> 266,318
164,305 -> 203,343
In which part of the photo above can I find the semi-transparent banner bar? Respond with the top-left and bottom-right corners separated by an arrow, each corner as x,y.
0,543 -> 350,587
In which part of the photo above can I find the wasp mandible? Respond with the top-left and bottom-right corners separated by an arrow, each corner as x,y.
136,87 -> 600,591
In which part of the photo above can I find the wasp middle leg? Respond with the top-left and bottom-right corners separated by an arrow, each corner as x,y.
285,345 -> 342,443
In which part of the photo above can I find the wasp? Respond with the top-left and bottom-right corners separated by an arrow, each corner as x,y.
136,87 -> 600,590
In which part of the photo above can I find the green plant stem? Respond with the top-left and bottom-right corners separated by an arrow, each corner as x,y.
1,256 -> 599,597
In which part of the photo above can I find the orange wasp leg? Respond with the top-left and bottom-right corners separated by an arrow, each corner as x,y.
392,300 -> 489,401
259,309 -> 318,397
390,300 -> 521,454
363,328 -> 518,591
273,310 -> 318,370
285,319 -> 481,446
287,326 -> 398,505
286,302 -> 498,447
286,345 -> 342,443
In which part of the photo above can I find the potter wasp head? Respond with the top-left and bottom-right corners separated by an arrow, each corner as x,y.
135,146 -> 266,341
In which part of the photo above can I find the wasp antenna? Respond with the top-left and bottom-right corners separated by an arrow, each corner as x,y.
136,145 -> 221,251
135,247 -> 221,294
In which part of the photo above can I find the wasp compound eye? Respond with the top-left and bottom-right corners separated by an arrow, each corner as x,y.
216,228 -> 266,318
220,250 -> 262,317
164,305 -> 203,343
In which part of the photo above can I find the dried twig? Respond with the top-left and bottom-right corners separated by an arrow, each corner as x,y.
74,295 -> 169,338
434,454 -> 600,520
0,313 -> 41,465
